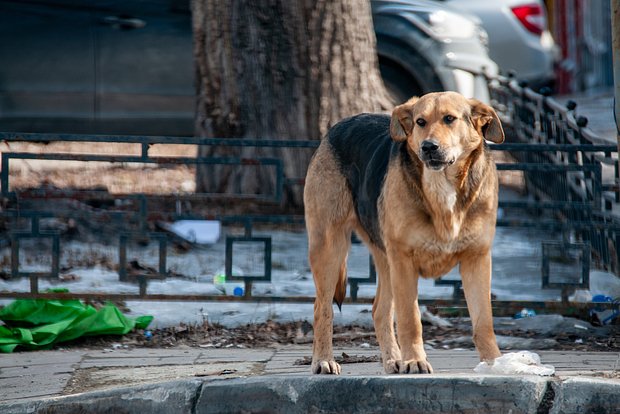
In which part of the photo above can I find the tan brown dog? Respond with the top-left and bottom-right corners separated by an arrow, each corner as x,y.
304,91 -> 504,375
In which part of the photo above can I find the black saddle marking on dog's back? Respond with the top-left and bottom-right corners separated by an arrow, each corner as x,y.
327,114 -> 401,248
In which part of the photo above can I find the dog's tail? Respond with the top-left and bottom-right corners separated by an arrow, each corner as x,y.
333,261 -> 347,311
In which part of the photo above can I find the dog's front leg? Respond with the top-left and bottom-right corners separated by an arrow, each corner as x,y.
369,248 -> 402,374
388,253 -> 433,374
460,251 -> 501,363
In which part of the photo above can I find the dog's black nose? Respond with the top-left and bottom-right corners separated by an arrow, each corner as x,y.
421,140 -> 439,153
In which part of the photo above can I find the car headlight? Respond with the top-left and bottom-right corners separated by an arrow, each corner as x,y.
477,26 -> 489,49
404,10 -> 478,40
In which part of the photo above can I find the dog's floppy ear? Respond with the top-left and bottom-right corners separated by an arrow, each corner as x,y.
469,99 -> 505,143
390,97 -> 419,142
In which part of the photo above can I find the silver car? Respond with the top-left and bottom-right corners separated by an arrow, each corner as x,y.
438,0 -> 557,89
373,0 -> 498,104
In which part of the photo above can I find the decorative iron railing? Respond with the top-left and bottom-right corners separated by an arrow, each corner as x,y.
0,76 -> 618,314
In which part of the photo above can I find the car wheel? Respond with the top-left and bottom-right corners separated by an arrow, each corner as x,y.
379,57 -> 423,104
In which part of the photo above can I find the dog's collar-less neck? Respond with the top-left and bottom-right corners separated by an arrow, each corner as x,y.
399,140 -> 489,238
421,141 -> 488,205
455,142 -> 490,211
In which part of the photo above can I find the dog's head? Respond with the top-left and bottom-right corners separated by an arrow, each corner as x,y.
390,92 -> 504,171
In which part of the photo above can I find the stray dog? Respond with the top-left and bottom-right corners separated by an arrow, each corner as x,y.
304,92 -> 505,374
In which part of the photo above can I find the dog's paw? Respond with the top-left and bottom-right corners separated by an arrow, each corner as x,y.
383,359 -> 401,374
311,360 -> 341,375
399,359 -> 433,374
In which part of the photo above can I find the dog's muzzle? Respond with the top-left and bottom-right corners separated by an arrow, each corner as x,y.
419,140 -> 455,170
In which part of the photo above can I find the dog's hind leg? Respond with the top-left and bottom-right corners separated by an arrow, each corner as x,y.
307,226 -> 351,374
304,143 -> 354,375
370,247 -> 402,374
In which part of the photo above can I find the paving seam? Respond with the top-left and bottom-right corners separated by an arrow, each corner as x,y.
63,351 -> 88,395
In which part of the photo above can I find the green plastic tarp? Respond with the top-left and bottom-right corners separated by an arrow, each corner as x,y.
0,291 -> 153,353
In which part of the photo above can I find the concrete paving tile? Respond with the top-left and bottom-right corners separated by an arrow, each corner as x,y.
539,351 -> 620,372
0,373 -> 71,402
84,348 -> 204,359
194,348 -> 274,362
79,356 -> 200,368
0,351 -> 84,368
65,362 -> 260,395
553,361 -> 614,368
265,358 -> 300,370
266,370 -> 310,376
265,366 -> 307,374
0,363 -> 73,378
338,363 -> 384,375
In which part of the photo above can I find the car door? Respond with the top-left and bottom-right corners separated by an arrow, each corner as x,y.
93,0 -> 194,135
0,0 -> 96,132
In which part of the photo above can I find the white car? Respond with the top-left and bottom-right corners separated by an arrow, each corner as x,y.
438,0 -> 557,90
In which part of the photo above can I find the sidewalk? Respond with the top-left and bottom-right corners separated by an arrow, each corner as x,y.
557,88 -> 617,141
1,346 -> 618,413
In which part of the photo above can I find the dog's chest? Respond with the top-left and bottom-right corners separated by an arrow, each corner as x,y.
421,172 -> 462,239
404,175 -> 480,277
420,233 -> 470,252
422,171 -> 457,213
411,234 -> 475,278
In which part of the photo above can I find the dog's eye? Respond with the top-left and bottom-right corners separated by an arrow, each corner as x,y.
444,115 -> 456,124
416,118 -> 426,127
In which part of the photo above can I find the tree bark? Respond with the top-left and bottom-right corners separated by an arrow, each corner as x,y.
191,0 -> 392,208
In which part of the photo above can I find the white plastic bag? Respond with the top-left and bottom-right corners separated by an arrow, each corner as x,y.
474,351 -> 555,376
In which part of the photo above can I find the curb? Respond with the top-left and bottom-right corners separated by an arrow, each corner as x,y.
1,375 -> 619,414
550,377 -> 620,414
198,375 -> 548,413
0,379 -> 204,414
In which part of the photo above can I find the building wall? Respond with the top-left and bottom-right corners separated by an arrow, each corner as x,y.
546,0 -> 613,93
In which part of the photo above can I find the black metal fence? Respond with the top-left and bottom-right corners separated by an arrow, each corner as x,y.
0,133 -> 314,302
0,77 -> 618,314
488,75 -> 620,282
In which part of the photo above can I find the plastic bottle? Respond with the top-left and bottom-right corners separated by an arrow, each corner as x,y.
213,267 -> 244,296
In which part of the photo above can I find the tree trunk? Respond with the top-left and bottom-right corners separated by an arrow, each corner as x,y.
191,0 -> 392,208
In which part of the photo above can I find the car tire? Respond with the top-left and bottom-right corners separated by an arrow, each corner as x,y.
379,57 -> 423,104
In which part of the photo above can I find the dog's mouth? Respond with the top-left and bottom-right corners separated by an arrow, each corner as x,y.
418,144 -> 456,171
423,157 -> 455,171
